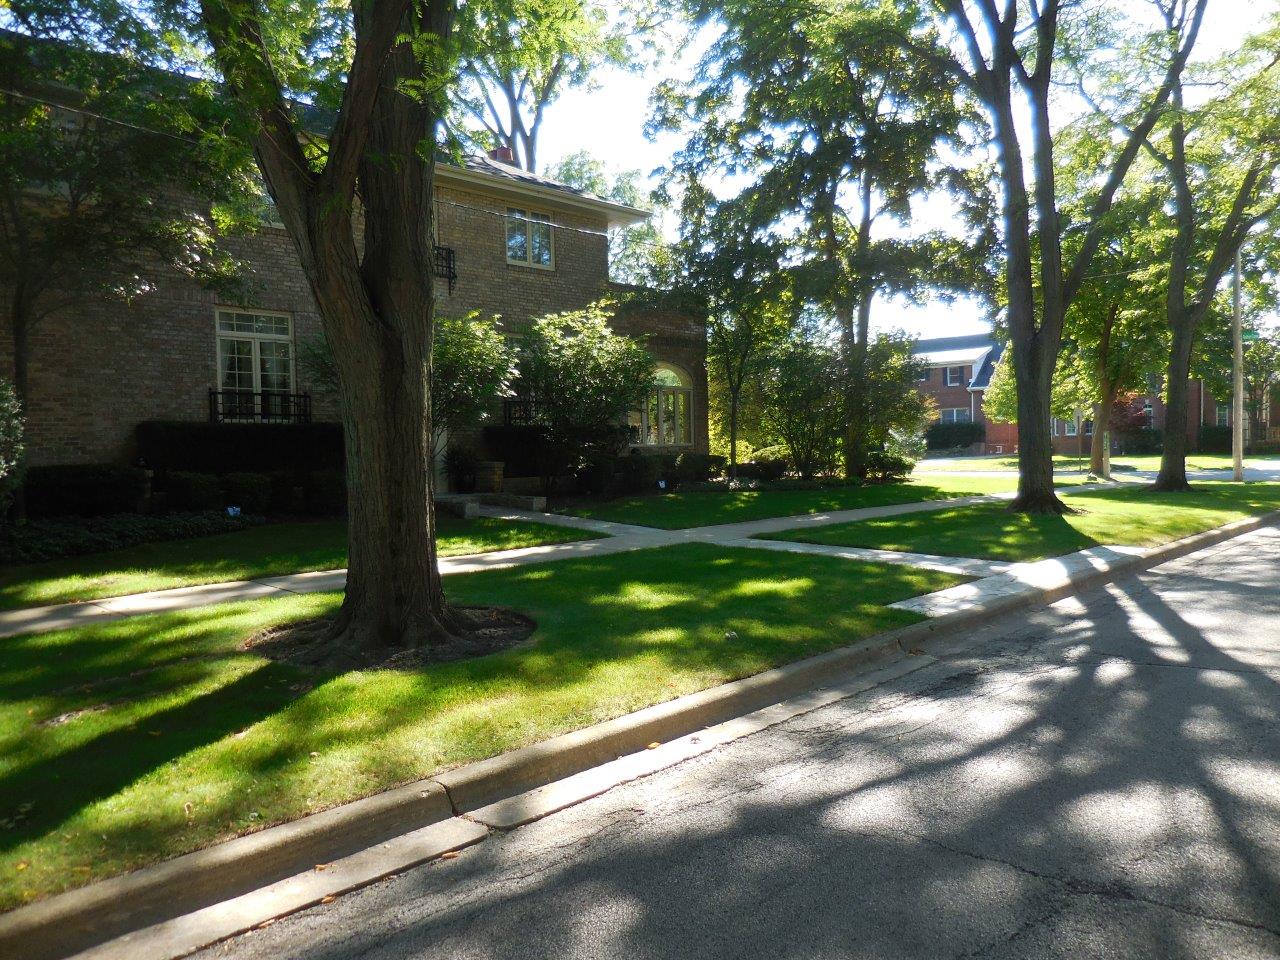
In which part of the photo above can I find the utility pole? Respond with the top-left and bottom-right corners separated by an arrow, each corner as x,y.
1233,245 -> 1245,482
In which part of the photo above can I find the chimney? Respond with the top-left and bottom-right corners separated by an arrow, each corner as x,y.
487,146 -> 515,165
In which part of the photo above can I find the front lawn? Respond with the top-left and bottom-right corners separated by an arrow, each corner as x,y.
0,516 -> 601,611
0,543 -> 961,909
913,453 -> 1278,473
759,482 -> 1280,562
555,475 -> 1080,529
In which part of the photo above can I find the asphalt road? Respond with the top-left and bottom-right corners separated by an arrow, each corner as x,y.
202,526 -> 1280,960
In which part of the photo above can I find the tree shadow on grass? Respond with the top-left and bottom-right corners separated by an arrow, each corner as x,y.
256,539 -> 1280,960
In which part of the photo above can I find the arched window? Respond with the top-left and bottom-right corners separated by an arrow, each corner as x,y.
631,364 -> 693,446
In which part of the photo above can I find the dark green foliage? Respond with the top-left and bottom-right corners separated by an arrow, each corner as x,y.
481,425 -> 547,478
864,451 -> 914,484
135,422 -> 345,475
736,459 -> 788,482
925,422 -> 986,450
24,464 -> 147,518
1119,427 -> 1163,454
675,453 -> 726,483
166,472 -> 225,512
302,471 -> 346,516
0,512 -> 265,565
445,446 -> 479,493
1198,425 -> 1231,453
220,473 -> 273,514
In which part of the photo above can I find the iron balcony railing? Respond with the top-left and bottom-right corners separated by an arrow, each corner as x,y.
209,389 -> 312,424
502,398 -> 537,426
434,245 -> 457,294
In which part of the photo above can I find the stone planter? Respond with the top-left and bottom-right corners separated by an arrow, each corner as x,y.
474,460 -> 504,493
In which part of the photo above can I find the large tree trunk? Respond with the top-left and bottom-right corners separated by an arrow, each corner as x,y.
844,291 -> 873,481
1154,312 -> 1197,491
728,384 -> 740,481
1008,314 -> 1065,512
1089,387 -> 1114,478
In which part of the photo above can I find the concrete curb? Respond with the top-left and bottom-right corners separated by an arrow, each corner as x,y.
4,511 -> 1275,960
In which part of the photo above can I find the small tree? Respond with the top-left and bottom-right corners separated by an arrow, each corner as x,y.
761,334 -> 844,479
519,304 -> 654,493
861,331 -> 934,456
430,314 -> 519,458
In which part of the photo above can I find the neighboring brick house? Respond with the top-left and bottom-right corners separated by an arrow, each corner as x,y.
911,331 -> 1260,455
2,150 -> 709,474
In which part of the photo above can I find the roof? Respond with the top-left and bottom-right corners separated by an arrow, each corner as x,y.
911,332 -> 1001,391
437,155 -> 651,229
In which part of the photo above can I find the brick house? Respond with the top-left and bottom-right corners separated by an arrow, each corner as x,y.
911,331 -> 1260,455
2,150 -> 709,476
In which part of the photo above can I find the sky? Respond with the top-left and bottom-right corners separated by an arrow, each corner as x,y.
532,4 -> 1274,342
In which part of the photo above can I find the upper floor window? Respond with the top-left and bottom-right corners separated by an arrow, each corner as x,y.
506,208 -> 554,269
946,366 -> 966,387
630,364 -> 693,446
917,367 -> 930,382
1216,404 -> 1230,427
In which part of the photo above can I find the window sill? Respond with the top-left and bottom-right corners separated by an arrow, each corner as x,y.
506,259 -> 556,272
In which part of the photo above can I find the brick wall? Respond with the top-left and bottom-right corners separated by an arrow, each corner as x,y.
1,173 -> 708,467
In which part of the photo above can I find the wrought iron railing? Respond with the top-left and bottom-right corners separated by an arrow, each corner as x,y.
209,389 -> 312,424
502,398 -> 537,426
434,245 -> 457,294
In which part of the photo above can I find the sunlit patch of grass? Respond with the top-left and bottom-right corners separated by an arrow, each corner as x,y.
760,482 -> 1280,562
0,543 -> 962,910
0,516 -> 602,611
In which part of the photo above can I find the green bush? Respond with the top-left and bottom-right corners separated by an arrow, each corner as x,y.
616,452 -> 662,494
24,464 -> 148,518
221,473 -> 273,514
135,421 -> 344,474
0,512 -> 265,565
925,421 -> 986,450
674,453 -> 727,483
1198,424 -> 1231,453
737,459 -> 787,482
864,451 -> 914,484
166,472 -> 225,511
1119,426 -> 1163,454
445,446 -> 479,493
304,471 -> 346,516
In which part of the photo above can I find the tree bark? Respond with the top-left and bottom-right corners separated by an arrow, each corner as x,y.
1089,385 -> 1115,478
844,291 -> 873,481
728,385 -> 740,481
1154,312 -> 1197,491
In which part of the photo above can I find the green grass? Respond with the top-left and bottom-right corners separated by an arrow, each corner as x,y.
913,453 -> 1280,473
0,516 -> 601,612
0,543 -> 961,909
554,475 -> 1090,530
760,481 -> 1280,562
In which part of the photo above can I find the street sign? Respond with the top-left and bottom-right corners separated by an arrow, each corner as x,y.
1243,330 -> 1261,342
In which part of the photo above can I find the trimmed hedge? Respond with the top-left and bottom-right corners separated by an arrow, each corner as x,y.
865,451 -> 914,484
1198,424 -> 1231,453
0,512 -> 267,565
736,459 -> 787,482
24,464 -> 148,518
1118,426 -> 1163,454
925,421 -> 986,451
135,421 -> 344,475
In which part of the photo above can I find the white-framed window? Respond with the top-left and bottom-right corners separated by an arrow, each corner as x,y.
1216,405 -> 1230,427
630,364 -> 693,446
215,308 -> 295,418
939,407 -> 972,424
1065,419 -> 1078,437
1143,400 -> 1154,425
1084,419 -> 1094,436
946,366 -> 966,387
506,208 -> 554,268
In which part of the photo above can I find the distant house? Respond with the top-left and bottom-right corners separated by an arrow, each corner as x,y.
2,144 -> 709,476
910,331 -> 1255,455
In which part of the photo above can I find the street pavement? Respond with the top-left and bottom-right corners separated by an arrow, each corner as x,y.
198,526 -> 1280,960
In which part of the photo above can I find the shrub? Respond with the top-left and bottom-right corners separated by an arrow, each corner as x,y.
674,453 -> 726,484
304,471 -> 346,516
482,424 -> 548,478
0,512 -> 266,565
616,452 -> 662,494
135,421 -> 344,475
0,378 -> 22,515
736,459 -> 787,482
24,463 -> 148,518
925,421 -> 986,451
445,446 -> 479,493
166,471 -> 224,511
1198,424 -> 1231,453
1119,426 -> 1163,454
864,451 -> 913,484
221,473 -> 273,514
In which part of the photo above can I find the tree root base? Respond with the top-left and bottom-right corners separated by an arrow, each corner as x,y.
1008,492 -> 1076,515
244,605 -> 537,671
